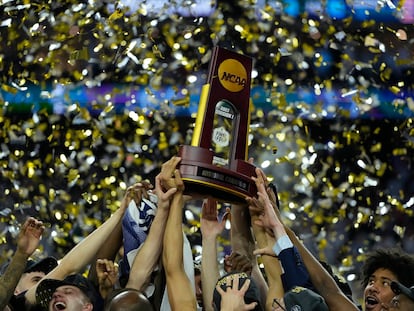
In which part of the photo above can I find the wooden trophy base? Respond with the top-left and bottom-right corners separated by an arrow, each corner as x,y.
178,145 -> 257,203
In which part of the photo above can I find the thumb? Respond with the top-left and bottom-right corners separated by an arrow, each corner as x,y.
253,247 -> 275,257
245,302 -> 258,310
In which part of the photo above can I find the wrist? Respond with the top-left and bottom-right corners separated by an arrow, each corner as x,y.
202,234 -> 219,242
15,247 -> 32,258
272,234 -> 293,256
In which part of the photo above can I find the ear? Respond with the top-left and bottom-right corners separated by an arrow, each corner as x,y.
83,302 -> 93,311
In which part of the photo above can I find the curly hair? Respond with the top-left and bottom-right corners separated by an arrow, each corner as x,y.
361,248 -> 414,288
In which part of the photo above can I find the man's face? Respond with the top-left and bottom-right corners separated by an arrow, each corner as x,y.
363,268 -> 397,311
14,271 -> 45,295
49,285 -> 92,311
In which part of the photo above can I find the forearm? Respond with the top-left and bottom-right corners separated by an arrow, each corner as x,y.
201,235 -> 220,311
163,194 -> 184,276
278,247 -> 314,291
0,250 -> 28,309
252,225 -> 283,310
25,207 -> 125,303
162,193 -> 196,310
285,227 -> 358,310
57,208 -> 125,275
88,223 -> 123,286
230,204 -> 255,257
126,208 -> 169,290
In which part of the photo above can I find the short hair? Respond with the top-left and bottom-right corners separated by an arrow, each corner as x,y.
361,248 -> 414,287
104,288 -> 154,311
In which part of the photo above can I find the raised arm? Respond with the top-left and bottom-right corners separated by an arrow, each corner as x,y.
25,200 -> 128,304
253,168 -> 359,311
0,217 -> 44,310
285,227 -> 358,310
200,198 -> 229,311
230,200 -> 270,307
90,182 -> 153,288
125,174 -> 175,291
245,191 -> 284,311
161,156 -> 197,311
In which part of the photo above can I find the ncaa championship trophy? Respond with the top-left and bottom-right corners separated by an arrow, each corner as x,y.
178,46 -> 257,203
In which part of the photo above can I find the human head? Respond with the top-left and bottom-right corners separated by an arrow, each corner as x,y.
212,271 -> 263,311
13,257 -> 58,295
275,286 -> 329,311
36,274 -> 102,311
361,248 -> 414,311
104,288 -> 154,311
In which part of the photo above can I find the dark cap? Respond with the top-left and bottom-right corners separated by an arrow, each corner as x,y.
284,286 -> 329,311
25,257 -> 58,274
391,281 -> 414,301
36,274 -> 103,310
104,288 -> 154,311
0,256 -> 58,276
213,271 -> 263,311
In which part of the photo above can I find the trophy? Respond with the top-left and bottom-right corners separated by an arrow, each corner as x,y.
178,46 -> 257,203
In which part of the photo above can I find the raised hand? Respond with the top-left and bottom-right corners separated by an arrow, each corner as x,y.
215,274 -> 258,311
158,156 -> 183,192
17,217 -> 45,257
154,156 -> 188,211
96,258 -> 118,299
200,198 -> 230,239
248,168 -> 283,234
120,181 -> 154,211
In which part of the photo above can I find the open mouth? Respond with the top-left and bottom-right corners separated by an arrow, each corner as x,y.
365,296 -> 379,309
53,301 -> 66,310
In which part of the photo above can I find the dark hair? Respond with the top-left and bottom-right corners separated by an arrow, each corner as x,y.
361,248 -> 414,288
319,261 -> 353,300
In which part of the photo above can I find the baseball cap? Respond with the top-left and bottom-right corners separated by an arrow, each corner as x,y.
104,288 -> 154,311
0,256 -> 58,276
391,281 -> 414,301
25,257 -> 58,274
283,286 -> 329,311
36,273 -> 103,310
212,271 -> 263,311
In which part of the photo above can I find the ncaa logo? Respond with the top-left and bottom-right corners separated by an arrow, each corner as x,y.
218,59 -> 247,92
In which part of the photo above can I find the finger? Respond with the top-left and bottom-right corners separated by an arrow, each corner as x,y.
256,167 -> 268,183
248,205 -> 264,215
34,219 -> 44,229
253,247 -> 275,257
24,217 -> 36,230
173,169 -> 185,190
216,284 -> 225,295
240,278 -> 250,293
201,199 -> 218,220
163,187 -> 178,199
161,156 -> 181,177
232,274 -> 240,291
140,180 -> 154,190
245,302 -> 258,310
253,219 -> 264,227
